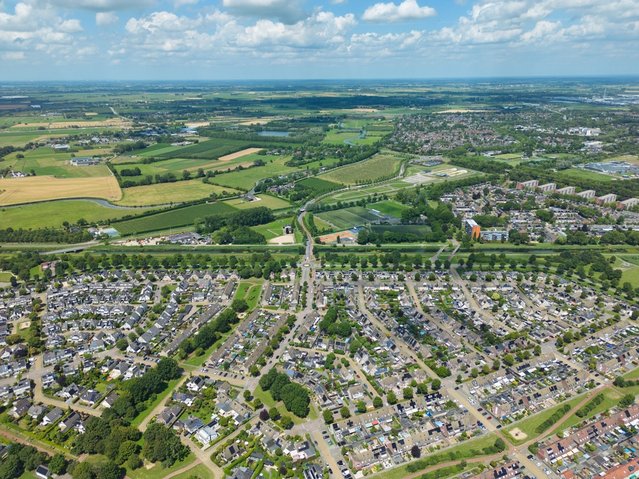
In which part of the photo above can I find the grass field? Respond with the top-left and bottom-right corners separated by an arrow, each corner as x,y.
4,147 -> 112,178
317,206 -> 379,230
319,151 -> 405,185
155,138 -> 252,160
128,454 -> 196,479
225,194 -> 291,210
323,129 -> 386,146
0,199 -> 149,229
235,280 -> 264,310
556,168 -> 616,183
0,175 -> 122,206
296,177 -> 342,195
368,199 -> 407,218
170,464 -> 215,479
252,217 -> 296,240
112,202 -> 237,235
370,224 -> 431,235
116,179 -> 240,206
210,156 -> 297,190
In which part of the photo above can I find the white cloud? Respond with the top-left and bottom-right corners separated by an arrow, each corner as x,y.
221,0 -> 305,23
362,0 -> 436,23
49,0 -> 154,11
96,11 -> 118,25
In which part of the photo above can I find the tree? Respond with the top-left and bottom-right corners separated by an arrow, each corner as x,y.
403,387 -> 414,400
0,455 -> 23,479
231,298 -> 249,313
142,424 -> 189,467
373,396 -> 383,409
268,407 -> 280,421
339,406 -> 351,419
620,394 -> 635,408
280,415 -> 294,429
155,358 -> 182,381
71,462 -> 95,479
259,409 -> 270,421
95,462 -> 125,479
323,409 -> 334,424
356,401 -> 367,413
116,338 -> 128,351
49,454 -> 69,475
387,391 -> 397,405
431,379 -> 441,391
410,445 -> 421,458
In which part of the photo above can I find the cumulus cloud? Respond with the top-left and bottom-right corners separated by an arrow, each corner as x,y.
362,0 -> 436,23
49,0 -> 154,11
221,0 -> 305,24
96,11 -> 118,25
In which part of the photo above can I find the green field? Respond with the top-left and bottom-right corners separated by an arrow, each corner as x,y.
235,280 -> 264,310
323,129 -> 386,146
112,202 -> 237,235
154,138 -> 253,160
116,179 -> 240,206
296,177 -> 342,196
370,224 -> 431,235
225,194 -> 291,210
555,168 -> 616,183
4,147 -> 112,178
210,156 -> 297,190
170,464 -> 215,479
369,200 -> 407,218
319,152 -> 405,185
0,199 -> 149,229
252,217 -> 296,240
317,206 -> 379,230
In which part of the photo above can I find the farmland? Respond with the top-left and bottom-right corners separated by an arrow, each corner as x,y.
112,202 -> 237,235
0,200 -> 148,229
115,179 -> 240,207
154,138 -> 254,160
0,175 -> 122,206
296,177 -> 342,196
318,151 -> 406,185
209,156 -> 297,190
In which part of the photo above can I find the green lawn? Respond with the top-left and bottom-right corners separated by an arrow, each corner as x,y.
555,389 -> 623,433
0,200 -> 149,229
235,280 -> 264,310
170,463 -> 216,479
128,454 -> 196,479
505,395 -> 584,445
4,147 -> 113,178
130,378 -> 181,428
368,200 -> 408,218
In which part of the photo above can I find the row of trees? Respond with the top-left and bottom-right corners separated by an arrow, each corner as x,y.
179,308 -> 239,357
0,227 -> 92,244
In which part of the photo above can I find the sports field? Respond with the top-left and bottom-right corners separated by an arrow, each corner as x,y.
0,175 -> 122,206
252,217 -> 296,241
318,151 -> 405,185
0,200 -> 148,229
116,179 -> 240,206
316,206 -> 379,230
368,200 -> 407,218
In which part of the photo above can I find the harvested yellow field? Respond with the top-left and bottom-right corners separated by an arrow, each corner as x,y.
10,118 -> 131,129
116,179 -> 239,206
218,148 -> 263,162
0,175 -> 121,206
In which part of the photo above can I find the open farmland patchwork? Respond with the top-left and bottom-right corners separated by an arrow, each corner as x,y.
0,175 -> 121,206
318,151 -> 406,185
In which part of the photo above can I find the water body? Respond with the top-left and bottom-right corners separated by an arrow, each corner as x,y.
257,131 -> 290,137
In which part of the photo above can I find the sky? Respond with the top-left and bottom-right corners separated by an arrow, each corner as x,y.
1,0 -> 639,80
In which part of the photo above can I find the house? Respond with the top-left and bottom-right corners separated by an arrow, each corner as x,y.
186,376 -> 206,393
195,425 -> 218,446
79,389 -> 100,407
41,407 -> 64,426
101,391 -> 119,409
35,465 -> 50,479
59,412 -> 84,434
10,398 -> 31,418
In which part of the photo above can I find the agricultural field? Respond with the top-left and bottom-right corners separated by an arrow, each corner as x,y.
555,167 -> 616,183
0,200 -> 149,229
296,177 -> 342,196
116,179 -> 240,207
225,194 -> 291,210
318,151 -> 406,185
112,201 -> 237,235
0,175 -> 121,206
154,138 -> 256,160
316,206 -> 380,230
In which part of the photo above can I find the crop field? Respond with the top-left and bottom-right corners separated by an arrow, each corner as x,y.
323,130 -> 386,146
0,200 -> 148,229
209,156 -> 297,190
319,152 -> 405,185
368,200 -> 407,218
296,177 -> 342,195
116,179 -> 240,206
316,206 -> 379,230
218,147 -> 263,162
225,194 -> 291,210
0,175 -> 122,206
155,138 -> 253,160
4,147 -> 112,178
112,202 -> 237,235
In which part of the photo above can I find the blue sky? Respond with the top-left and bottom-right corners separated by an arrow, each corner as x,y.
1,0 -> 638,80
